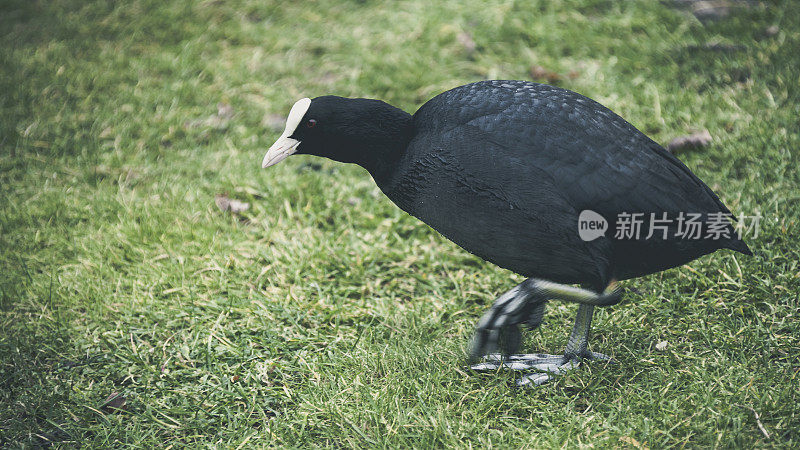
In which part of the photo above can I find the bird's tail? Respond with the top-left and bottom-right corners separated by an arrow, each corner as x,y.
724,237 -> 753,256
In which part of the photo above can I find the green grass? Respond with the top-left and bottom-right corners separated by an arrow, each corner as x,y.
1,0 -> 798,447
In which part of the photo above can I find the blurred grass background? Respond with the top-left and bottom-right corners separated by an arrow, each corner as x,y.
1,0 -> 798,447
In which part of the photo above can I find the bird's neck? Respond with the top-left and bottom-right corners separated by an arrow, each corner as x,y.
350,106 -> 414,185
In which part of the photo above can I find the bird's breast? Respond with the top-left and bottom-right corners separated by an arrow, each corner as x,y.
379,150 -> 597,283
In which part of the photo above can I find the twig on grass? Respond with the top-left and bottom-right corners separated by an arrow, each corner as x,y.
735,404 -> 770,439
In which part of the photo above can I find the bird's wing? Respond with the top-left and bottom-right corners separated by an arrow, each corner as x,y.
411,81 -> 750,280
403,126 -> 615,287
414,80 -> 736,227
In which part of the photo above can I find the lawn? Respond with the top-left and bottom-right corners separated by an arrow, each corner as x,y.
1,0 -> 798,447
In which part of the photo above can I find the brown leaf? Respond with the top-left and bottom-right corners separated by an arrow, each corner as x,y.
315,71 -> 340,85
692,1 -> 732,21
619,435 -> 649,449
672,0 -> 754,23
184,103 -> 234,131
529,65 -> 562,84
666,129 -> 712,153
456,31 -> 477,55
263,113 -> 287,132
216,102 -> 234,119
215,194 -> 250,214
100,392 -> 127,413
765,25 -> 779,37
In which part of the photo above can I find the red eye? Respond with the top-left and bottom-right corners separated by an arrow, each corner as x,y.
306,119 -> 317,128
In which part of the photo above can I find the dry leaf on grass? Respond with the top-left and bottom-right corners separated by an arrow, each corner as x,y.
619,435 -> 649,449
765,25 -> 779,37
216,102 -> 234,119
184,102 -> 235,131
262,113 -> 287,132
100,392 -> 127,413
672,0 -> 755,23
666,129 -> 712,153
692,1 -> 733,21
215,194 -> 250,214
529,65 -> 562,84
457,31 -> 477,55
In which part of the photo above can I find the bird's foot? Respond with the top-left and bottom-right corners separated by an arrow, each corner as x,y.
468,279 -> 622,360
470,351 -> 610,388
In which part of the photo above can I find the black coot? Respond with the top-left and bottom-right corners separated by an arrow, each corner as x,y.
261,80 -> 751,387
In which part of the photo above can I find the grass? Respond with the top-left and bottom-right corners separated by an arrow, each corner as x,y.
1,0 -> 798,447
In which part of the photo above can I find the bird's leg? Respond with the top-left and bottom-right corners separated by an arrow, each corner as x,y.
468,279 -> 556,359
469,278 -> 619,359
514,303 -> 613,387
563,303 -> 594,359
470,279 -> 619,387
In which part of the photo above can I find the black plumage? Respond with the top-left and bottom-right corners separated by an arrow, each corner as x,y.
274,80 -> 749,291
263,80 -> 751,384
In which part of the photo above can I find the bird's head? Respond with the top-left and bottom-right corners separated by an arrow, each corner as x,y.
261,96 -> 413,174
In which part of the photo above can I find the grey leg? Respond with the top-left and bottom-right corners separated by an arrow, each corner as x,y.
564,301 -> 610,361
470,280 -> 619,387
515,303 -> 610,387
469,278 -> 620,360
565,304 -> 594,358
468,280 -> 548,359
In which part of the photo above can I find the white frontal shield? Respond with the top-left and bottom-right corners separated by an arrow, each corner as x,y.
262,97 -> 311,168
